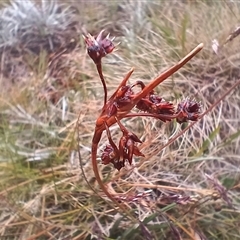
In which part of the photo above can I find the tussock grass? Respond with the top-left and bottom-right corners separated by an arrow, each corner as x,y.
0,0 -> 240,239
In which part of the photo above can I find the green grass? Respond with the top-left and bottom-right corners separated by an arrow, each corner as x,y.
0,0 -> 240,239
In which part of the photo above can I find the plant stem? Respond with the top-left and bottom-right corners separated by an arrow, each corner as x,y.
96,63 -> 107,104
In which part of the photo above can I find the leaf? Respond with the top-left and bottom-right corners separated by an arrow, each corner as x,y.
121,224 -> 138,240
219,129 -> 240,148
109,216 -> 125,239
221,177 -> 235,189
142,212 -> 159,224
194,126 -> 220,157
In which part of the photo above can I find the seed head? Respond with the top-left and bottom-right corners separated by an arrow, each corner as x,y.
83,30 -> 115,64
176,98 -> 201,123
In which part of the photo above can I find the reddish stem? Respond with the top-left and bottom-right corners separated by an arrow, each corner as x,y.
96,63 -> 107,104
91,140 -> 114,201
91,129 -> 117,201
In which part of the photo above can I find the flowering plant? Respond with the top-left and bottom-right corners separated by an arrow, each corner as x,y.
84,31 -> 203,170
84,30 -> 203,200
83,31 -> 203,201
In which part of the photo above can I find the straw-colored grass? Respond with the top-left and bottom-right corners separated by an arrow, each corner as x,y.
0,0 -> 240,239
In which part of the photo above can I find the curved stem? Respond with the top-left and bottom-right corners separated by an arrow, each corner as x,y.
96,63 -> 107,105
91,139 -> 115,202
92,129 -> 119,203
91,129 -> 136,221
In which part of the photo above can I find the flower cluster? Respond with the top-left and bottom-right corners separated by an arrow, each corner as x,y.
134,81 -> 174,117
100,88 -> 200,170
176,98 -> 201,124
101,120 -> 144,171
118,131 -> 144,165
83,30 -> 115,65
101,82 -> 200,171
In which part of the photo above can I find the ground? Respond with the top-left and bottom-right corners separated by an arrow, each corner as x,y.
0,0 -> 240,239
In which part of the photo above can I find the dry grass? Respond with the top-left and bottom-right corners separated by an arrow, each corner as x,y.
0,0 -> 240,239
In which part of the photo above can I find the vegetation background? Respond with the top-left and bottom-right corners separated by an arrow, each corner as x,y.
0,0 -> 240,239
